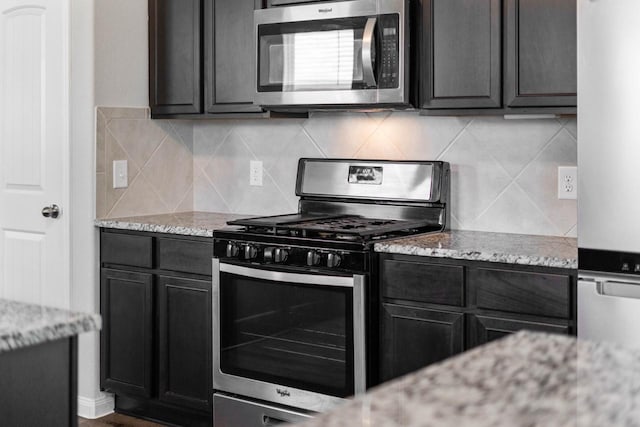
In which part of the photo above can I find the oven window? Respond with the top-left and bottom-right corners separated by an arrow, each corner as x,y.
220,271 -> 354,397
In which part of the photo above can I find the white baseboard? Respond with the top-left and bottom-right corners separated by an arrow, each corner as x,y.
78,393 -> 115,419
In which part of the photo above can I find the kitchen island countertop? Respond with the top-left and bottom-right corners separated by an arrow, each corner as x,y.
0,298 -> 101,354
375,230 -> 577,269
95,211 -> 247,237
298,331 -> 640,427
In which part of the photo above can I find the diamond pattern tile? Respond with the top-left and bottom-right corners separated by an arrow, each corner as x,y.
376,113 -> 470,160
302,112 -> 379,157
97,107 -> 577,237
236,119 -> 306,172
516,129 -> 578,234
202,131 -> 255,212
440,130 -> 513,226
470,183 -> 560,236
467,117 -> 563,178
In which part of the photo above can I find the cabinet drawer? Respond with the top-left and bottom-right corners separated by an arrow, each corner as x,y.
381,259 -> 464,306
468,314 -> 570,349
471,268 -> 570,319
157,237 -> 213,276
101,233 -> 153,268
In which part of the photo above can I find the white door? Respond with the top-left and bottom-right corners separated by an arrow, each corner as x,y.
0,0 -> 70,309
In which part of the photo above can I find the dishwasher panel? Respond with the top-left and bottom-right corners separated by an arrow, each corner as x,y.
578,274 -> 640,349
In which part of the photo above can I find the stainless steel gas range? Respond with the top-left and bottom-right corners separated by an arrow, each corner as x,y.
212,159 -> 450,426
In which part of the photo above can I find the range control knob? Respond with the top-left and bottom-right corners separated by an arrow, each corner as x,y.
226,242 -> 240,258
244,244 -> 258,260
306,250 -> 321,266
327,252 -> 342,268
274,248 -> 289,263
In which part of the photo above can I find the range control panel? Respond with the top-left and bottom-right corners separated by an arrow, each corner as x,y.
214,239 -> 367,273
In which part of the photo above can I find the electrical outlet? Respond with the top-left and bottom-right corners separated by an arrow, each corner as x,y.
249,160 -> 263,186
557,166 -> 577,200
113,160 -> 128,189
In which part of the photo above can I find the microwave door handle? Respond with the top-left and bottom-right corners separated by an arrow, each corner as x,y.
362,17 -> 377,87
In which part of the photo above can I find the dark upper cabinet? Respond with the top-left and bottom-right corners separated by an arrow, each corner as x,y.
205,0 -> 265,114
158,275 -> 212,411
380,303 -> 464,382
419,0 -> 502,109
100,268 -> 154,398
419,0 -> 576,113
149,0 -> 202,115
149,0 -> 265,118
504,0 -> 577,108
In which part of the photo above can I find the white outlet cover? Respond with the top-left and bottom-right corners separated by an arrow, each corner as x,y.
250,160 -> 263,186
557,166 -> 577,200
113,160 -> 128,189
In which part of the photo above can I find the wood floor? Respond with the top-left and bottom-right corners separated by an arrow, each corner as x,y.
78,413 -> 167,427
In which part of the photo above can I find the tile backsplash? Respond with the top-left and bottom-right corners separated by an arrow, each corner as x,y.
96,108 -> 577,237
95,107 -> 194,218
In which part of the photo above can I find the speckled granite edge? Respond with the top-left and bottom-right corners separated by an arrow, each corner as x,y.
94,218 -> 214,237
0,300 -> 102,354
374,231 -> 578,269
298,331 -> 640,427
375,244 -> 577,269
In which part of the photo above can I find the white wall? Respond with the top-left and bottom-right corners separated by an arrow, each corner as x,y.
71,0 -> 112,418
95,0 -> 148,107
70,0 -> 150,418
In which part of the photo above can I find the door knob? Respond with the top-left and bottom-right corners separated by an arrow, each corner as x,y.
41,204 -> 61,219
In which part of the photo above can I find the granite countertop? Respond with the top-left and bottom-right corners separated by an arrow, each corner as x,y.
94,211 -> 247,237
299,331 -> 640,427
0,299 -> 101,354
374,230 -> 577,269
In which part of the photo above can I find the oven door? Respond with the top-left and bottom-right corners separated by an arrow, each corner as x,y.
212,259 -> 366,413
253,0 -> 408,107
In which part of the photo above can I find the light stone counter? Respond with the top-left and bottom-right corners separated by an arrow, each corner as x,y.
375,230 -> 577,269
0,299 -> 101,353
298,331 -> 640,427
95,211 -> 247,237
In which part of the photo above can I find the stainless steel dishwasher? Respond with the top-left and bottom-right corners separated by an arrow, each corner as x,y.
578,272 -> 640,348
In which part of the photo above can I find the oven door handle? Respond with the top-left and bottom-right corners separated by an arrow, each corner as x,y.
219,262 -> 356,288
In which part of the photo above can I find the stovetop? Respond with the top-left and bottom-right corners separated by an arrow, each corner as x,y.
227,213 -> 439,243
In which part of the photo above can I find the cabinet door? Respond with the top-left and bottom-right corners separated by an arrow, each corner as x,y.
158,276 -> 212,411
101,269 -> 153,398
420,0 -> 501,109
205,0 -> 264,114
504,0 -> 576,107
468,314 -> 570,349
149,0 -> 202,116
380,303 -> 464,382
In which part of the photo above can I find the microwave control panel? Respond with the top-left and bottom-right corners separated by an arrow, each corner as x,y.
378,14 -> 400,89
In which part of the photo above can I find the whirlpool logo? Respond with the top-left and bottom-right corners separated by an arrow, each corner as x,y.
276,388 -> 291,397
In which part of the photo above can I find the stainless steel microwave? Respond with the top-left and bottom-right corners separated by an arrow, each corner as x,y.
253,0 -> 410,109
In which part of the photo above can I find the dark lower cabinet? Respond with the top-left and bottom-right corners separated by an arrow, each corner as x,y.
467,314 -> 570,349
101,269 -> 153,398
0,338 -> 77,427
378,253 -> 575,383
158,275 -> 212,411
380,303 -> 464,382
100,230 -> 214,426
